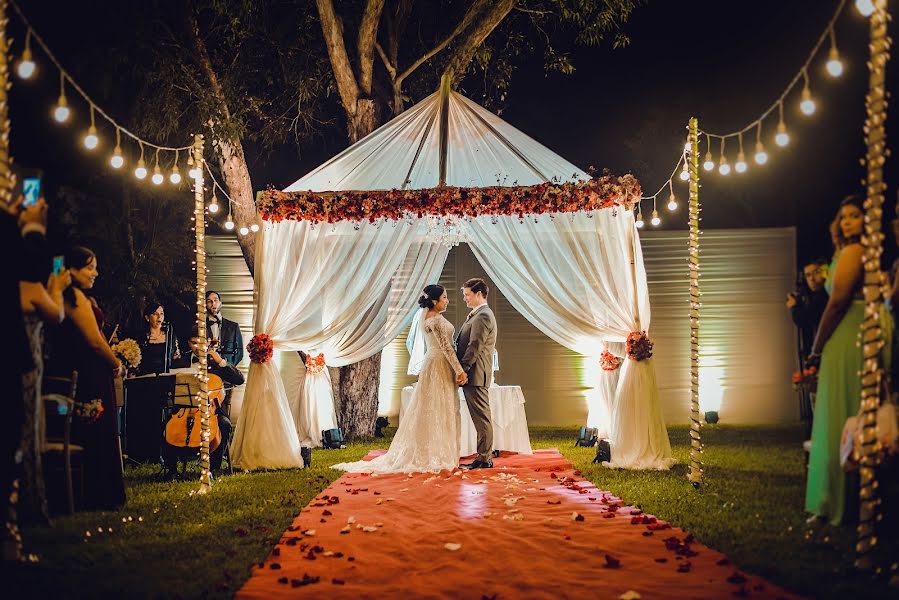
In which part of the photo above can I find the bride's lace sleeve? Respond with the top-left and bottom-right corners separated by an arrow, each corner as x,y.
426,318 -> 465,376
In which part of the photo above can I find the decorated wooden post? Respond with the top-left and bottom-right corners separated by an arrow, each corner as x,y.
856,0 -> 890,571
687,117 -> 703,488
192,134 -> 213,494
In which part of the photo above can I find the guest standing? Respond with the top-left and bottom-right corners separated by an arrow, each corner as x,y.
47,247 -> 126,510
805,195 -> 893,525
787,259 -> 829,357
135,302 -> 181,375
205,291 -> 243,416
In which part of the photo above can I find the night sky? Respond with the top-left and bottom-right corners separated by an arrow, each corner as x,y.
8,0 -> 899,269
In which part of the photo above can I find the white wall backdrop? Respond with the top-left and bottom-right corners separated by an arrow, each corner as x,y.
207,227 -> 798,426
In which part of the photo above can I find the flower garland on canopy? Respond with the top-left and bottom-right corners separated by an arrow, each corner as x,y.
257,173 -> 641,224
305,353 -> 326,375
247,334 -> 274,364
599,350 -> 622,371
626,331 -> 654,361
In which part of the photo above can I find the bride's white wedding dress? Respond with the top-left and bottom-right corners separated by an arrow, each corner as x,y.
333,314 -> 464,474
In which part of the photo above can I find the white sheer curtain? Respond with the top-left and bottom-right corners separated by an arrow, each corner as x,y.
465,209 -> 672,470
231,219 -> 448,470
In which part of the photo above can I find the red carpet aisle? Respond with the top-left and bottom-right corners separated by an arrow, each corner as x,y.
237,450 -> 798,599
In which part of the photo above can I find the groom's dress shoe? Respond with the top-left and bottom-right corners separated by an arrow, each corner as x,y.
463,459 -> 494,469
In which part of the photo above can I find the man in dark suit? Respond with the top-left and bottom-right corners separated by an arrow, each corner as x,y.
455,278 -> 498,469
205,290 -> 243,416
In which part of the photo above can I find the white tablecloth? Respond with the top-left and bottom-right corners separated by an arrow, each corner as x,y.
400,384 -> 532,456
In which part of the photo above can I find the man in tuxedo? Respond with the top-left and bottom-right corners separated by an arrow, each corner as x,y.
205,290 -> 243,416
456,278 -> 498,469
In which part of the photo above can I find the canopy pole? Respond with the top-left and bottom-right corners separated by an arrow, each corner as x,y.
438,74 -> 451,187
687,117 -> 703,489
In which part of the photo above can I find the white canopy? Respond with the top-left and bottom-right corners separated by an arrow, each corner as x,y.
284,88 -> 589,193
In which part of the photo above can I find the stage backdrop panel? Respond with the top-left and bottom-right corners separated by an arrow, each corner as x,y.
207,228 -> 798,426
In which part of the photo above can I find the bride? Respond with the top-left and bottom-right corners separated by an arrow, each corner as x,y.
333,284 -> 467,474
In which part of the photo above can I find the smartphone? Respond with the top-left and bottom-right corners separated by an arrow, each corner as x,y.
52,255 -> 64,276
22,176 -> 41,207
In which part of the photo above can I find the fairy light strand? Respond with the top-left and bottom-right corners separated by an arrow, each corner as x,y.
687,117 -> 703,488
193,134 -> 212,494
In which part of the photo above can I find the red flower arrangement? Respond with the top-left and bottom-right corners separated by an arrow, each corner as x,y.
600,350 -> 622,371
257,173 -> 641,224
305,353 -> 326,375
625,331 -> 653,361
792,366 -> 818,390
247,333 -> 274,364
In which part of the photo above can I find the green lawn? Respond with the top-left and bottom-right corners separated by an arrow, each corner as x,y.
4,425 -> 898,599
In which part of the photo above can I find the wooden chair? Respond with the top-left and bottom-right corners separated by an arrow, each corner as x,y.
42,372 -> 83,514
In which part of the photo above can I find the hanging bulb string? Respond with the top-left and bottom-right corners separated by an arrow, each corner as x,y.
640,152 -> 685,201
202,160 -> 235,208
698,0 -> 848,140
8,0 -> 192,152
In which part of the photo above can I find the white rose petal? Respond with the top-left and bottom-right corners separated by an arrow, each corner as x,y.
444,543 -> 462,551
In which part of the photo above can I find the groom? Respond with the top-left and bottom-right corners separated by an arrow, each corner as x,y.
456,278 -> 498,469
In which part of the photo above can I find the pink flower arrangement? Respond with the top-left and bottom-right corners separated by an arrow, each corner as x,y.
256,172 -> 641,224
247,333 -> 274,364
625,331 -> 653,362
600,350 -> 622,371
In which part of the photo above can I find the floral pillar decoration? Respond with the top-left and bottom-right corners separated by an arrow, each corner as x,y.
192,134 -> 212,494
687,117 -> 703,488
856,0 -> 890,570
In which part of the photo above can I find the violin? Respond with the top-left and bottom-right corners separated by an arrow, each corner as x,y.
164,372 -> 225,452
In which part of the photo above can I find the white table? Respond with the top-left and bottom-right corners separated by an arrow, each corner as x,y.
400,384 -> 532,456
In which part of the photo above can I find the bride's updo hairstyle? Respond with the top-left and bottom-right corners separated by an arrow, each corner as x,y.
418,284 -> 445,309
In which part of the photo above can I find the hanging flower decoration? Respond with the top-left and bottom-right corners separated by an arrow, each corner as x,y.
599,350 -> 622,371
257,172 -> 641,224
626,331 -> 654,361
247,334 -> 274,364
305,353 -> 326,375
792,366 -> 818,391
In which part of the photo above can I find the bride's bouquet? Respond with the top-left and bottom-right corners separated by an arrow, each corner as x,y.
305,353 -> 326,375
111,338 -> 142,374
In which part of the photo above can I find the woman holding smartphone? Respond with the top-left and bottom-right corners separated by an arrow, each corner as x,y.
47,246 -> 126,510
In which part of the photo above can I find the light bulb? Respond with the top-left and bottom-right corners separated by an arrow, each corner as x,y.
735,151 -> 748,173
83,126 -> 99,150
667,193 -> 678,211
134,159 -> 148,179
250,223 -> 260,233
826,47 -> 844,77
651,210 -> 661,227
856,0 -> 875,17
53,96 -> 70,123
718,156 -> 731,176
110,146 -> 124,169
224,216 -> 235,230
169,166 -> 182,185
800,88 -> 816,116
775,121 -> 789,147
17,47 -> 35,80
754,141 -> 768,165
209,199 -> 220,213
679,166 -> 690,181
151,165 -> 164,185
703,151 -> 715,171
239,226 -> 249,236
189,166 -> 202,180
684,142 -> 692,152
635,214 -> 645,228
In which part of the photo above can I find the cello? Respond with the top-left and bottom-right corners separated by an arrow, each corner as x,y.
164,372 -> 224,452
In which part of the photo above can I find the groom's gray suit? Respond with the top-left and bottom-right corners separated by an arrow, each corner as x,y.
455,304 -> 497,463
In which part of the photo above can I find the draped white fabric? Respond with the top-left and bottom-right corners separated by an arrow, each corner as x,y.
464,209 -> 671,469
230,219 -> 448,470
295,366 -> 337,448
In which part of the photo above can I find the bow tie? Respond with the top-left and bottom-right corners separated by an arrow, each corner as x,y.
207,316 -> 220,324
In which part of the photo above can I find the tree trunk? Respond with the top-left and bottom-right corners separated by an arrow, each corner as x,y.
443,0 -> 516,85
212,134 -> 257,274
347,98 -> 379,144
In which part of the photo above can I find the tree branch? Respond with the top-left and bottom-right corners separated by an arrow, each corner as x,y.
396,0 -> 489,86
443,0 -> 517,85
184,5 -> 233,123
356,0 -> 386,95
315,0 -> 360,114
374,41 -> 396,79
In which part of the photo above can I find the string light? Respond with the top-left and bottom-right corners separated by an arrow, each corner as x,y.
134,143 -> 147,180
169,150 -> 182,184
224,209 -> 235,230
679,161 -> 689,181
855,0 -> 874,17
775,102 -> 790,147
239,226 -> 249,236
110,128 -> 124,168
651,208 -> 661,227
209,190 -> 219,213
188,154 -> 201,180
717,138 -> 730,175
754,122 -> 768,165
799,70 -> 816,116
827,29 -> 844,77
53,72 -> 69,123
16,29 -> 34,79
667,181 -> 678,211
734,133 -> 748,173
83,106 -> 99,150
250,223 -> 260,233
151,150 -> 164,185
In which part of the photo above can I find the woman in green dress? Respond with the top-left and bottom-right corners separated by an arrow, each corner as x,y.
806,195 -> 892,525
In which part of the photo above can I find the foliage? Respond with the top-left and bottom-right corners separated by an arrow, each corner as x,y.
7,425 -> 899,599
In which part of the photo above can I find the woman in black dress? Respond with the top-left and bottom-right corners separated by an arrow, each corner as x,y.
136,302 -> 181,375
47,246 -> 126,510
